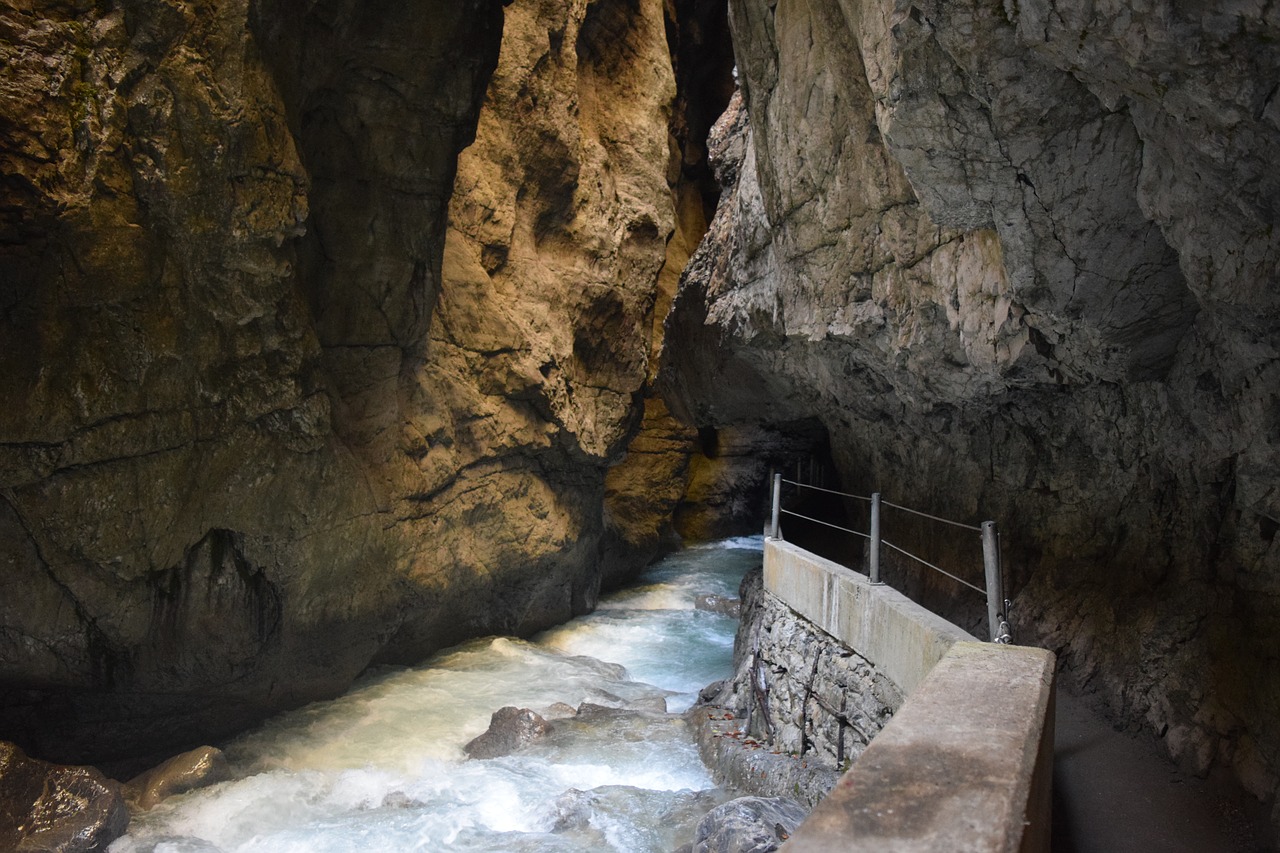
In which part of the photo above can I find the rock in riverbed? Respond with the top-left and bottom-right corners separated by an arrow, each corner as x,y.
124,746 -> 230,811
464,707 -> 552,759
689,796 -> 808,853
695,594 -> 742,618
0,741 -> 128,852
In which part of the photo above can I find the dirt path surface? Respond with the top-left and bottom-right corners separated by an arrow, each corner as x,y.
1052,689 -> 1272,852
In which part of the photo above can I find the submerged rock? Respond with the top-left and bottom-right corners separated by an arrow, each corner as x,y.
0,742 -> 128,852
695,594 -> 742,618
464,707 -> 552,759
541,702 -> 580,721
550,788 -> 594,833
578,687 -> 670,715
557,785 -> 732,849
691,796 -> 808,853
123,746 -> 230,811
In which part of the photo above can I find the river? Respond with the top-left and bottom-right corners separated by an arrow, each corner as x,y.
109,537 -> 762,853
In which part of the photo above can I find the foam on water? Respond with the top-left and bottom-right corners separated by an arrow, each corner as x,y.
689,535 -> 765,552
537,610 -> 735,712
110,541 -> 760,853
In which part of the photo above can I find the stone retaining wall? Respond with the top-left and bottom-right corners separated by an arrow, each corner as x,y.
710,569 -> 902,775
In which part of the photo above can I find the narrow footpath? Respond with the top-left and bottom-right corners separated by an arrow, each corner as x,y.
1052,689 -> 1272,852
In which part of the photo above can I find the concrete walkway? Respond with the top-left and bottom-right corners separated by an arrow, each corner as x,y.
1052,689 -> 1272,852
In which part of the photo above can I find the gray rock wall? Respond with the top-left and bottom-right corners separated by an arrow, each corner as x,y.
661,0 -> 1280,824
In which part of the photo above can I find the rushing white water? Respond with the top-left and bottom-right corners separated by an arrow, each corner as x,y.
110,537 -> 762,853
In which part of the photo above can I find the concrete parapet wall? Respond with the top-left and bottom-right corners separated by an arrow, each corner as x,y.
763,539 -> 1055,853
782,642 -> 1055,853
763,539 -> 977,695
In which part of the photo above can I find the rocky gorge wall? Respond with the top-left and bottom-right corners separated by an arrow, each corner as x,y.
0,0 -> 696,769
660,0 -> 1280,826
5,0 -> 1279,836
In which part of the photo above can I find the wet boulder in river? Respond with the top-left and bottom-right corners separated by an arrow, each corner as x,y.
541,702 -> 580,720
124,746 -> 231,811
691,796 -> 808,853
464,707 -> 552,759
0,741 -> 129,852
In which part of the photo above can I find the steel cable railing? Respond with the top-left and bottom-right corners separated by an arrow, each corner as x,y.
782,478 -> 874,503
767,472 -> 1010,643
880,539 -> 986,596
779,508 -> 871,540
881,499 -> 982,532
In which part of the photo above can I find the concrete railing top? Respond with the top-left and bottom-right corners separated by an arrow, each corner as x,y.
782,641 -> 1056,853
764,538 -> 977,696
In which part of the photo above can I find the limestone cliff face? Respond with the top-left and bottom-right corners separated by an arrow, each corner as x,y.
0,0 -> 679,767
389,0 -> 681,650
662,0 -> 1280,820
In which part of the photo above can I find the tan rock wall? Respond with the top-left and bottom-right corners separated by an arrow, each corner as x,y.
0,0 -> 684,767
383,0 -> 683,651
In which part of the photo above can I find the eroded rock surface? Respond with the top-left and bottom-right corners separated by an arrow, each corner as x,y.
661,0 -> 1280,825
596,0 -> 737,580
675,422 -> 826,540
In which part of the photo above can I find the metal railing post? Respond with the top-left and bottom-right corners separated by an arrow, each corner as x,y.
982,521 -> 1005,642
869,492 -> 882,584
770,473 -> 782,539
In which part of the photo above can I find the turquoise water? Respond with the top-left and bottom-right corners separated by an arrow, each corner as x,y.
109,537 -> 761,853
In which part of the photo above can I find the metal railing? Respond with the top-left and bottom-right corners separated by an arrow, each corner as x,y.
768,473 -> 1011,643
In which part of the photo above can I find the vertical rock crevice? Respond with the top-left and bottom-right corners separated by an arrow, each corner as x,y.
596,0 -> 741,584
388,0 -> 685,636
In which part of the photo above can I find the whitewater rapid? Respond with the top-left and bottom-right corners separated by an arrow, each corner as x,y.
110,537 -> 762,853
